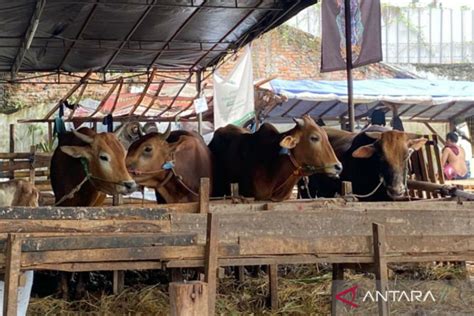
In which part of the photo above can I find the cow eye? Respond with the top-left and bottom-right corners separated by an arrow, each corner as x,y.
99,155 -> 109,162
144,146 -> 152,153
310,135 -> 320,142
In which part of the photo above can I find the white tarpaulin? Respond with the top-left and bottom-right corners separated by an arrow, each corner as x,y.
213,46 -> 255,129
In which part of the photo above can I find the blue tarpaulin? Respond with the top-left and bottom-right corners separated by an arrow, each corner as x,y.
265,79 -> 474,122
270,79 -> 474,100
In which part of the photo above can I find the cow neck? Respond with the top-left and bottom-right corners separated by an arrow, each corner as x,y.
271,150 -> 304,200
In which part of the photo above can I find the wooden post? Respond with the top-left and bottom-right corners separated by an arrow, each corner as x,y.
29,145 -> 36,184
169,281 -> 208,316
230,183 -> 239,198
3,234 -> 21,316
204,213 -> 219,316
330,264 -> 344,316
199,178 -> 210,214
341,181 -> 353,196
113,270 -> 125,294
9,124 -> 15,180
112,194 -> 124,293
373,223 -> 389,316
112,195 -> 123,206
47,121 -> 53,144
268,264 -> 278,311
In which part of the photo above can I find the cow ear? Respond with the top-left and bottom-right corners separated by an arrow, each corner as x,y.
60,146 -> 92,160
408,138 -> 427,151
280,135 -> 299,149
352,144 -> 376,158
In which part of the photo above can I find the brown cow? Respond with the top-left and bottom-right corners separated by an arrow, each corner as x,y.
208,115 -> 342,201
299,127 -> 427,201
126,127 -> 213,203
50,127 -> 137,206
0,180 -> 39,207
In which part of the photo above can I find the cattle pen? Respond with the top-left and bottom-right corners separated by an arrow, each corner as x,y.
0,175 -> 472,315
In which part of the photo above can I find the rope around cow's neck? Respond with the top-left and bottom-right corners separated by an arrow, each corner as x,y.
129,161 -> 199,198
54,158 -> 128,206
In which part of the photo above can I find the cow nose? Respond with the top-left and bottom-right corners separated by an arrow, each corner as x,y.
123,180 -> 137,192
334,163 -> 343,174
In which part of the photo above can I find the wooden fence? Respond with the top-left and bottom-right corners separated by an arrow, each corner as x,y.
0,198 -> 472,315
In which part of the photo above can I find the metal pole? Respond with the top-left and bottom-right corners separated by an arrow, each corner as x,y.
344,0 -> 355,132
196,71 -> 203,135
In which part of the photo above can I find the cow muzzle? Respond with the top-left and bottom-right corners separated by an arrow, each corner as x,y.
307,162 -> 342,177
119,180 -> 138,194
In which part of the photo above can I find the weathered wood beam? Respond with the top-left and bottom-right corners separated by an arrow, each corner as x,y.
11,0 -> 46,79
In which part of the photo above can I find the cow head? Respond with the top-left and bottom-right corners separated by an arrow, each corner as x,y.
352,130 -> 427,199
114,121 -> 144,149
280,115 -> 342,176
60,129 -> 137,195
126,124 -> 173,188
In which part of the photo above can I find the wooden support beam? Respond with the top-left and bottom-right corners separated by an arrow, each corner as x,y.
432,134 -> 445,184
44,71 -> 92,119
169,281 -> 208,316
128,68 -> 157,115
141,80 -> 165,116
9,124 -> 15,180
199,178 -> 210,214
330,264 -> 344,316
341,181 -> 353,196
230,183 -> 239,198
112,270 -> 125,294
268,264 -> 278,311
424,122 -> 445,144
204,213 -> 219,316
88,79 -> 121,118
29,145 -> 36,184
3,234 -> 21,316
68,81 -> 89,120
109,78 -> 123,116
372,223 -> 389,316
11,0 -> 46,79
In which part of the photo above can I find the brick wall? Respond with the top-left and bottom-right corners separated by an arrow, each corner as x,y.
218,25 -> 403,81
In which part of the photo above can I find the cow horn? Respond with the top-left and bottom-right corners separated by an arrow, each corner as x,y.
137,125 -> 145,138
365,132 -> 382,140
113,123 -> 127,136
160,123 -> 172,140
292,117 -> 304,128
73,129 -> 94,144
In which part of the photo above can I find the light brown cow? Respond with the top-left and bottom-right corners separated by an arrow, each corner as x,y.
50,128 -> 137,206
0,180 -> 39,207
126,127 -> 213,203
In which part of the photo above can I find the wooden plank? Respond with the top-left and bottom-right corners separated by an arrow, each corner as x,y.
29,261 -> 164,272
268,264 -> 278,311
3,234 -> 21,316
432,134 -> 445,184
424,136 -> 437,184
238,235 -> 474,255
331,264 -> 344,316
373,223 -> 389,316
204,213 -> 219,316
0,219 -> 171,233
21,244 -> 239,267
0,207 -> 172,220
199,178 -> 210,214
165,252 -> 474,268
20,233 -> 196,252
172,210 -> 474,244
